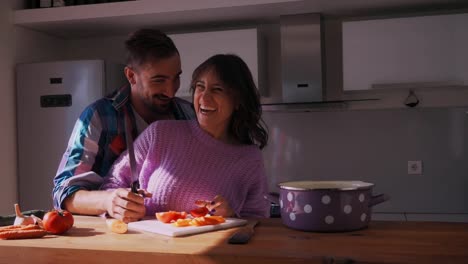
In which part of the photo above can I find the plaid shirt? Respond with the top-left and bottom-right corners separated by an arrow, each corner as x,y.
53,85 -> 195,209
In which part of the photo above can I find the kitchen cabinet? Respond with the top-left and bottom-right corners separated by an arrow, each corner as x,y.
342,12 -> 468,91
1,215 -> 468,263
170,28 -> 260,100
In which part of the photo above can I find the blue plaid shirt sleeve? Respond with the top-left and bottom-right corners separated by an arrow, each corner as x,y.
52,105 -> 105,210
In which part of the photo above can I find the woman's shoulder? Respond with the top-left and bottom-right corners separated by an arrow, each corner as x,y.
145,120 -> 196,139
148,119 -> 195,130
235,144 -> 264,162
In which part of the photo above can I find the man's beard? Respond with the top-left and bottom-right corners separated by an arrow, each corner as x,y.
145,96 -> 172,114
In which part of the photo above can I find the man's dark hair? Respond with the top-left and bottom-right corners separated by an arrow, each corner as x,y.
125,28 -> 179,68
190,54 -> 268,149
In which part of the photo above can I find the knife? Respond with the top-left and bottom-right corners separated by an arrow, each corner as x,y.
124,107 -> 139,194
228,220 -> 259,244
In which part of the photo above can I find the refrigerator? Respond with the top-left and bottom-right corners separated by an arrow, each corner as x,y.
16,60 -> 126,210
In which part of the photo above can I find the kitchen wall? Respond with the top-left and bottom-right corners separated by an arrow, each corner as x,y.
262,107 -> 468,215
5,3 -> 468,219
64,27 -> 468,218
0,0 -> 67,214
0,0 -> 17,214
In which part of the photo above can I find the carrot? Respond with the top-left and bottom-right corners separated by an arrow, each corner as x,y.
0,224 -> 40,232
0,228 -> 47,240
106,219 -> 128,234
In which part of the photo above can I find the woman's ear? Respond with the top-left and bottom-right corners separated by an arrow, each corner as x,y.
124,66 -> 137,85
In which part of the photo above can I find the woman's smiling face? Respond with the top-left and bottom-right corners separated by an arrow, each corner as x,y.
193,69 -> 237,141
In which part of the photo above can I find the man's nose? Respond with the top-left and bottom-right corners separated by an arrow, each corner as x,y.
162,83 -> 178,98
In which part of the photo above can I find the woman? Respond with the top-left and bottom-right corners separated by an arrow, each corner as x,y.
102,54 -> 269,221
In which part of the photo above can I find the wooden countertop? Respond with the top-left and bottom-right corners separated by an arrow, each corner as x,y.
1,215 -> 467,264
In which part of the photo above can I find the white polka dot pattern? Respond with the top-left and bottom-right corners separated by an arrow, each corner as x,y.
304,204 -> 312,213
343,205 -> 352,214
325,215 -> 334,224
321,195 -> 331,204
359,193 -> 365,202
361,213 -> 367,222
289,212 -> 296,221
287,192 -> 293,202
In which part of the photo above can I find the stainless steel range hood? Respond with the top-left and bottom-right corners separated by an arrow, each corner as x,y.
262,13 -> 339,112
261,13 -> 378,111
280,13 -> 323,103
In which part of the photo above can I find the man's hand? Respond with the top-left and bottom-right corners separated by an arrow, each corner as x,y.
106,188 -> 151,223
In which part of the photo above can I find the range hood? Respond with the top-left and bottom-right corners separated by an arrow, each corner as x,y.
261,13 -> 378,111
261,13 -> 340,111
280,13 -> 323,103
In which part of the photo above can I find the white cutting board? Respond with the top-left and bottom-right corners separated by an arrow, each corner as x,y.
128,218 -> 247,237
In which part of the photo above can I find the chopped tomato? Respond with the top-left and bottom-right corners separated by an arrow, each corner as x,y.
201,216 -> 221,225
155,211 -> 187,223
186,216 -> 226,226
190,207 -> 209,218
205,215 -> 225,224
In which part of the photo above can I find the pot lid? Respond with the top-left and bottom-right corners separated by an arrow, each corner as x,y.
278,181 -> 374,191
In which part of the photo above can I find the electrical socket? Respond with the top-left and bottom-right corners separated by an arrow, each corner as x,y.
408,160 -> 423,175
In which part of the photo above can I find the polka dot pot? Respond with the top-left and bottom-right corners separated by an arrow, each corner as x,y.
278,181 -> 388,232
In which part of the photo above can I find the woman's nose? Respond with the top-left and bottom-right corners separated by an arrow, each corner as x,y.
200,90 -> 213,102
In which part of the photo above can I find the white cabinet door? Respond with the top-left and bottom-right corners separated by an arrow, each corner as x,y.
342,13 -> 468,91
170,28 -> 259,100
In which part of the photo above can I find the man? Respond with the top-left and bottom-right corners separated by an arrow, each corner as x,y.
53,29 -> 195,223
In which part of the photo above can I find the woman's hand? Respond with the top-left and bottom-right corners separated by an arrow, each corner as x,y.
106,188 -> 152,223
196,195 -> 235,217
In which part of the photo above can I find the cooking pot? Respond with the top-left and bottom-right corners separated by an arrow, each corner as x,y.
277,181 -> 389,232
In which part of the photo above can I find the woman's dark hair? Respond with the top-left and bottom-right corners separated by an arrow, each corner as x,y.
125,28 -> 179,68
190,54 -> 268,149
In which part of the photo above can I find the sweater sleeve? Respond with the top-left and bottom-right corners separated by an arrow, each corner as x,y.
101,122 -> 154,190
238,156 -> 270,218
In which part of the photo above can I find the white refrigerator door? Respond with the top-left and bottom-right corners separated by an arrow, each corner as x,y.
17,60 -> 105,210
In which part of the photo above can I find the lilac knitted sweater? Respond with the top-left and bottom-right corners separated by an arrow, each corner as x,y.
102,120 -> 270,218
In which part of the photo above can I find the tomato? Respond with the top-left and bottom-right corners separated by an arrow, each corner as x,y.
205,215 -> 225,224
190,207 -> 209,218
155,211 -> 187,223
42,210 -> 74,235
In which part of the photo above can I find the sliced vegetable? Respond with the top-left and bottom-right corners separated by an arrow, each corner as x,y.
155,211 -> 187,223
106,219 -> 128,234
205,215 -> 226,224
186,216 -> 225,227
172,218 -> 192,227
190,207 -> 209,218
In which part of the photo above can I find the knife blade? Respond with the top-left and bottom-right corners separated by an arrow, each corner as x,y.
124,107 -> 139,194
228,220 -> 259,244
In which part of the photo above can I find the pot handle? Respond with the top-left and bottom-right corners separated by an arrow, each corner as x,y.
264,192 -> 280,205
369,193 -> 390,207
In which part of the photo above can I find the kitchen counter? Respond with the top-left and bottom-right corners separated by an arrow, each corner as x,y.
0,216 -> 467,264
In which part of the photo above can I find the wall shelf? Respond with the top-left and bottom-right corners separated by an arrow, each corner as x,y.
13,0 -> 462,39
13,0 -> 314,38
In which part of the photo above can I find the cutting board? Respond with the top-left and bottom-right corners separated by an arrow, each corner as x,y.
128,218 -> 248,237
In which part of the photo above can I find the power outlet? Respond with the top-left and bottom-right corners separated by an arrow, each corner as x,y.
408,160 -> 423,175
